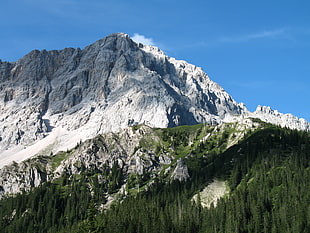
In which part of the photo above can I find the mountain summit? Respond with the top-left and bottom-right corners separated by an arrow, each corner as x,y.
0,33 -> 309,167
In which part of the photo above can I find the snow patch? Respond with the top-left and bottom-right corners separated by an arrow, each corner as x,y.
0,127 -> 66,168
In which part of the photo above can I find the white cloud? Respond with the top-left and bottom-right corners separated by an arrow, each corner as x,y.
220,28 -> 288,43
131,33 -> 155,46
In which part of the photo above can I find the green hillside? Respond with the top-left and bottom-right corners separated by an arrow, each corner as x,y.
0,122 -> 309,233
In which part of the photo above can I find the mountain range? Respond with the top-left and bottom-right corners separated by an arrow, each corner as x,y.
0,33 -> 309,169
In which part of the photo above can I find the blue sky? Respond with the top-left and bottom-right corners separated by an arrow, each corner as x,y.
1,0 -> 309,121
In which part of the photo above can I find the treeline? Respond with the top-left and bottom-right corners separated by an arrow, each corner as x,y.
0,126 -> 309,232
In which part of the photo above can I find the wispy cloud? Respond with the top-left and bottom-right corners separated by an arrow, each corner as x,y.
131,33 -> 155,46
220,28 -> 288,43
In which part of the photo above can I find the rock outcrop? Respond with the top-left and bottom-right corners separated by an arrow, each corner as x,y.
0,161 -> 47,197
171,158 -> 190,181
0,125 -> 168,198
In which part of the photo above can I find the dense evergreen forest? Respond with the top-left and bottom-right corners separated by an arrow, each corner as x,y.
0,124 -> 309,232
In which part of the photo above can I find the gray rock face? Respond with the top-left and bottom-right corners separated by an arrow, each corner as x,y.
251,105 -> 310,131
53,125 -> 160,177
0,33 -> 245,166
0,161 -> 47,196
172,158 -> 190,182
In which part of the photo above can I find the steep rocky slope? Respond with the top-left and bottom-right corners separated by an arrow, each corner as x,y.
0,33 -> 245,167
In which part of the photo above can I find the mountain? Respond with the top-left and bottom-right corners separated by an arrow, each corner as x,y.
0,33 -> 309,169
0,33 -> 244,168
0,34 -> 309,232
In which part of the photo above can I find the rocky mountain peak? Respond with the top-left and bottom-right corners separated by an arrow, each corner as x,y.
251,105 -> 310,131
0,33 -> 309,168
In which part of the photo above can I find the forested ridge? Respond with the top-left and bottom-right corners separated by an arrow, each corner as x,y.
0,124 -> 309,233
